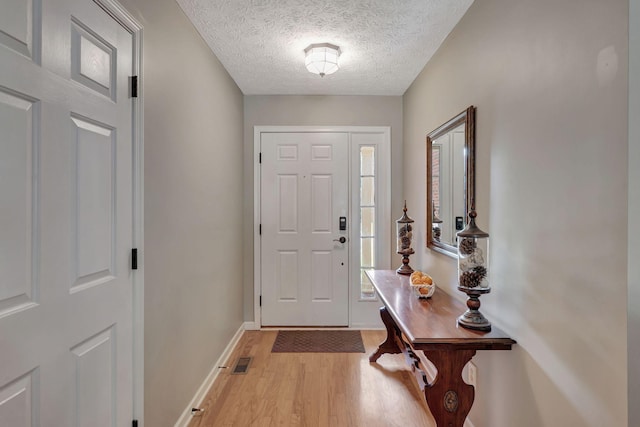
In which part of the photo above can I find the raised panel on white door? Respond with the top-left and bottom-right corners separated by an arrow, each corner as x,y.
0,88 -> 39,318
0,0 -> 40,60
70,115 -> 115,293
71,328 -> 115,427
311,175 -> 331,233
277,175 -> 298,233
311,251 -> 332,301
277,144 -> 297,161
311,144 -> 332,160
277,251 -> 298,301
71,18 -> 116,100
0,369 -> 39,427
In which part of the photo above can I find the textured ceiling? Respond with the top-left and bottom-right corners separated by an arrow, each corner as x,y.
175,0 -> 474,96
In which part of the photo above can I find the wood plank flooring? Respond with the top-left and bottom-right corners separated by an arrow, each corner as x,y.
188,330 -> 435,427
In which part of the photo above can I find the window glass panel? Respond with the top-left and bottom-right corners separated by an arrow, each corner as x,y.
360,177 -> 375,206
361,269 -> 375,296
360,146 -> 375,176
361,237 -> 374,267
361,207 -> 375,237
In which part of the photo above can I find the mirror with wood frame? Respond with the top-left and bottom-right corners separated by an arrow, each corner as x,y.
426,106 -> 476,257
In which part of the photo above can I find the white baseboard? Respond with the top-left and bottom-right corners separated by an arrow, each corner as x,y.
349,323 -> 384,329
173,323 -> 246,427
243,321 -> 260,330
249,323 -> 383,330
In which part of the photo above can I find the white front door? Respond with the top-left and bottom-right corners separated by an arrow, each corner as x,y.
0,0 -> 135,425
261,132 -> 349,326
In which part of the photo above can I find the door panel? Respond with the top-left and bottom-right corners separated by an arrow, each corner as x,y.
71,327 -> 116,427
277,175 -> 298,231
0,89 -> 37,317
71,115 -> 116,291
70,17 -> 116,100
0,368 -> 38,426
0,0 -> 134,425
0,0 -> 38,59
277,250 -> 298,301
261,132 -> 349,326
311,175 -> 332,231
311,251 -> 332,300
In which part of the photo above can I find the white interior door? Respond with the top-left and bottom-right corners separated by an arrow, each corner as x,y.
0,0 -> 135,425
261,132 -> 349,326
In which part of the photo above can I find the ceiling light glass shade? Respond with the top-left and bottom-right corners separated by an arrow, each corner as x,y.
304,43 -> 341,77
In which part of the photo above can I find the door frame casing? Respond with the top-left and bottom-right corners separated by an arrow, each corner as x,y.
92,0 -> 144,423
253,126 -> 391,328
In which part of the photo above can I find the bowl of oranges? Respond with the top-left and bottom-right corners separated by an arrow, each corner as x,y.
409,271 -> 436,298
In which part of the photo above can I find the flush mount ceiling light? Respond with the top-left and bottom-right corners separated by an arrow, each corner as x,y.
304,43 -> 341,77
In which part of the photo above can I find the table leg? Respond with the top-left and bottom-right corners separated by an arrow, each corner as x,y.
369,306 -> 402,362
422,349 -> 477,427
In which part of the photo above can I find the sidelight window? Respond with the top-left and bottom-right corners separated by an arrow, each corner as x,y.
359,146 -> 376,299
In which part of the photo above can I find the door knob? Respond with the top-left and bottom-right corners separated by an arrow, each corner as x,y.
333,236 -> 347,244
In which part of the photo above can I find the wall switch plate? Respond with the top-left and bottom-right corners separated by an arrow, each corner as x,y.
468,361 -> 477,387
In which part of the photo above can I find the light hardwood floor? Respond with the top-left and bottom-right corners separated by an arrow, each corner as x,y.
188,330 -> 436,427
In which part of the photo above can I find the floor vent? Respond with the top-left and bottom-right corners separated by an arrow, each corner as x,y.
231,357 -> 252,375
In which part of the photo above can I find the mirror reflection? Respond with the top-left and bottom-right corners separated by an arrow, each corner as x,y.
426,106 -> 475,257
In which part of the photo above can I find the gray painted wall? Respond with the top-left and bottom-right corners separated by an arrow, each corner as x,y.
404,0 -> 628,425
115,0 -> 245,425
243,95 -> 403,321
629,0 -> 639,425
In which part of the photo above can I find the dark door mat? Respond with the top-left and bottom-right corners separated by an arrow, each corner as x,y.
271,330 -> 365,353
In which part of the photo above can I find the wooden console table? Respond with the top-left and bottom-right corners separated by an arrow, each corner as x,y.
366,270 -> 516,427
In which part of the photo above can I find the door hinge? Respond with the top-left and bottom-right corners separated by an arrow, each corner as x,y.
132,420 -> 138,427
132,248 -> 138,270
259,152 -> 262,163
259,295 -> 262,307
130,76 -> 138,98
259,224 -> 262,235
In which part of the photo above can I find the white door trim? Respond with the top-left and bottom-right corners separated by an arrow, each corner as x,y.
253,126 -> 390,328
348,129 -> 392,328
92,0 -> 144,424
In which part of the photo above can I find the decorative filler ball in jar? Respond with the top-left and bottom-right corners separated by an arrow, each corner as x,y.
456,209 -> 491,331
396,201 -> 415,275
